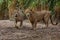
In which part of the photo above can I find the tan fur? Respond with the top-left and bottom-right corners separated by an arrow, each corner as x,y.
25,9 -> 57,30
14,8 -> 27,29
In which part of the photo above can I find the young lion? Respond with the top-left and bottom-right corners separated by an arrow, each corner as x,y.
14,8 -> 27,29
25,9 -> 57,30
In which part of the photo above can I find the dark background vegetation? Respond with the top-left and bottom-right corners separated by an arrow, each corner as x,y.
0,0 -> 60,20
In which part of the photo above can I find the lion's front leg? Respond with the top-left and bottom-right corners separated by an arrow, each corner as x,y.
31,21 -> 37,30
20,20 -> 23,28
15,20 -> 19,29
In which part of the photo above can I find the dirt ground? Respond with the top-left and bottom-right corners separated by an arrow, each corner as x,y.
0,20 -> 60,40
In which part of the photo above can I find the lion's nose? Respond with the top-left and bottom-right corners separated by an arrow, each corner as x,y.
26,13 -> 30,17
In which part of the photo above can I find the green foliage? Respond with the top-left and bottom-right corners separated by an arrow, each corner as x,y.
0,0 -> 60,13
56,1 -> 60,6
0,0 -> 59,9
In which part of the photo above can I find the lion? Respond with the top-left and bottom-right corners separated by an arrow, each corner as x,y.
14,8 -> 27,29
25,9 -> 57,30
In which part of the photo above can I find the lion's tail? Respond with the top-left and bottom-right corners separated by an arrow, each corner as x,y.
50,15 -> 58,25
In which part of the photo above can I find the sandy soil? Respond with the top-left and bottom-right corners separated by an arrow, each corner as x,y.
0,20 -> 60,40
